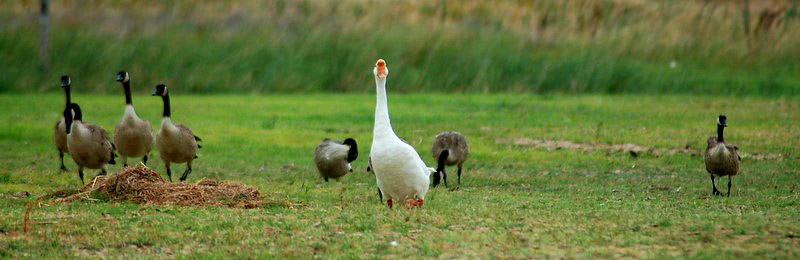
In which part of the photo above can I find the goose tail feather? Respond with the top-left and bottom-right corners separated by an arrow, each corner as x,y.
427,167 -> 436,176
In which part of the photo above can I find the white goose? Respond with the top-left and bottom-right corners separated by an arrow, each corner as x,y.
370,59 -> 434,209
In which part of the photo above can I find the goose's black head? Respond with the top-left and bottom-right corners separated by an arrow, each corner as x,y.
116,71 -> 129,83
152,84 -> 168,96
60,75 -> 70,88
717,115 -> 727,127
343,138 -> 358,163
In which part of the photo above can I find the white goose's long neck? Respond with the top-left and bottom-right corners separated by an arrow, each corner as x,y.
374,77 -> 394,138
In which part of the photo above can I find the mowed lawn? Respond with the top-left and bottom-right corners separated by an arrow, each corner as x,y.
0,93 -> 798,258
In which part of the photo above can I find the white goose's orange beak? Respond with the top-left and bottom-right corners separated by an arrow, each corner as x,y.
376,59 -> 387,78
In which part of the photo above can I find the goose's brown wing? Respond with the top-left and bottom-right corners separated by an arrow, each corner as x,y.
85,123 -> 115,162
433,132 -> 469,161
85,124 -> 111,144
703,139 -> 716,173
176,124 -> 201,148
727,144 -> 741,162
314,141 -> 332,163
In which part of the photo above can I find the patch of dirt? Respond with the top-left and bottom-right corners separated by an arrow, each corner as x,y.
742,152 -> 784,160
498,138 -> 788,160
499,138 -> 695,157
38,189 -> 79,200
49,166 -> 289,209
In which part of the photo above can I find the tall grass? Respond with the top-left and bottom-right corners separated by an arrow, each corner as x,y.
1,0 -> 798,95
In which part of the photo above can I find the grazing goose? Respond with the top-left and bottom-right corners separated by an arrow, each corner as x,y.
314,138 -> 358,182
53,75 -> 72,171
113,71 -> 154,167
704,115 -> 741,196
64,103 -> 117,184
369,59 -> 434,209
152,84 -> 201,182
431,131 -> 469,188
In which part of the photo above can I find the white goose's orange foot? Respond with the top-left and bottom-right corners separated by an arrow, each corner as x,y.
405,198 -> 424,209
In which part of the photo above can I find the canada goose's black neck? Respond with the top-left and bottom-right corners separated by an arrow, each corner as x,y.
63,106 -> 73,134
72,104 -> 83,121
63,84 -> 71,108
716,123 -> 725,143
122,81 -> 132,105
436,150 -> 449,172
344,138 -> 358,163
161,94 -> 171,118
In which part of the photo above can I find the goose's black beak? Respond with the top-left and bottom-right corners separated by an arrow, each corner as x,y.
152,92 -> 159,96
116,74 -> 124,82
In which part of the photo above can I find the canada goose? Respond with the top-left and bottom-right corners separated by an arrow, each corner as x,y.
53,75 -> 72,171
314,138 -> 358,182
431,131 -> 469,188
64,103 -> 117,184
370,59 -> 434,209
113,71 -> 154,167
704,115 -> 741,196
152,84 -> 201,182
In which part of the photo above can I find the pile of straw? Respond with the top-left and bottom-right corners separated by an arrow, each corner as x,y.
55,166 -> 266,209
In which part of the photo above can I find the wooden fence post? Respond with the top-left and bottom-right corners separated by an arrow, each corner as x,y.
39,0 -> 49,72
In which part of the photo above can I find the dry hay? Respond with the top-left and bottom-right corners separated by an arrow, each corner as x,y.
498,138 -> 789,160
53,166 -> 271,209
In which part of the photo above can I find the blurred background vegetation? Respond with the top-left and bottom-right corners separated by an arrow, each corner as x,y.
1,0 -> 798,95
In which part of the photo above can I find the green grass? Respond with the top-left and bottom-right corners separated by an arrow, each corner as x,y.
0,94 -> 798,258
2,1 -> 800,95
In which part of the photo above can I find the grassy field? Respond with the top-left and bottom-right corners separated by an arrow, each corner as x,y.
0,93 -> 798,258
2,0 -> 800,95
